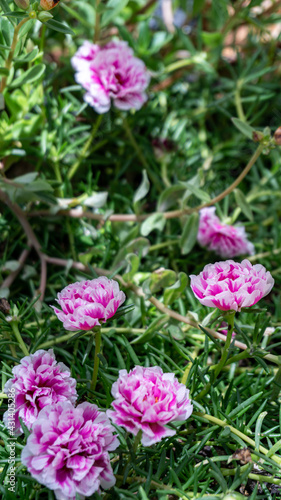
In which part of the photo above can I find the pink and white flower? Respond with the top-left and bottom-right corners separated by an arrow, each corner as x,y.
190,259 -> 274,312
71,40 -> 150,113
52,276 -> 126,331
22,401 -> 119,500
198,207 -> 254,258
3,349 -> 77,436
107,366 -> 193,446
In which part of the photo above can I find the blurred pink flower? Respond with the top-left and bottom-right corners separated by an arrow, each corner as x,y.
198,207 -> 254,258
190,259 -> 274,312
71,40 -> 150,113
52,277 -> 126,331
3,349 -> 77,436
22,401 -> 119,500
107,366 -> 193,446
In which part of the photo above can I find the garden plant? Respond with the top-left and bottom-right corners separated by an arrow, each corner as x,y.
1,0 -> 281,499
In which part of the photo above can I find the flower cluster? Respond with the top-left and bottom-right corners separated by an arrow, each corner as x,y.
190,259 -> 274,312
3,349 -> 77,435
22,401 -> 119,500
52,276 -> 126,331
71,40 -> 150,114
197,207 -> 254,258
3,257 -> 276,499
107,366 -> 193,446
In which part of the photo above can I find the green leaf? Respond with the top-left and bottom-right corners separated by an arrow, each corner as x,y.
164,272 -> 188,305
140,213 -> 166,237
150,268 -> 177,294
231,117 -> 255,140
184,183 -> 210,202
10,63 -> 45,88
180,212 -> 199,255
45,19 -> 74,35
201,31 -> 223,48
234,189 -> 253,221
15,47 -> 41,64
123,253 -> 139,282
2,11 -> 26,18
131,314 -> 169,344
133,169 -> 150,204
0,67 -> 9,76
0,0 -> 11,13
193,0 -> 206,15
101,0 -> 129,27
157,184 -> 186,211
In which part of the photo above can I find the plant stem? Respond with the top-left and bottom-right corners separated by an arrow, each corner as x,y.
10,321 -> 29,356
213,313 -> 235,380
0,17 -> 30,93
132,430 -> 142,455
195,313 -> 235,401
194,412 -> 281,466
234,79 -> 246,121
90,328 -> 102,392
67,115 -> 103,180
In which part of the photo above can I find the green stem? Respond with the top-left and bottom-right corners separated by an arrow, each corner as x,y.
132,429 -> 142,455
194,412 -> 281,466
10,321 -> 29,356
221,465 -> 281,485
90,328 -> 102,392
195,313 -> 235,401
67,115 -> 103,180
234,79 -> 246,122
0,17 -> 30,93
148,239 -> 179,252
210,349 -> 250,369
213,312 -> 235,380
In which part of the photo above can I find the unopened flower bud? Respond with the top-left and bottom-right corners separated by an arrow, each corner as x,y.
40,0 -> 60,10
0,298 -> 11,314
14,0 -> 29,9
38,10 -> 53,22
252,130 -> 264,143
274,126 -> 281,146
28,10 -> 37,18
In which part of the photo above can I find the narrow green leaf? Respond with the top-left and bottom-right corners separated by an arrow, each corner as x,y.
234,189 -> 253,221
231,117 -> 255,139
140,213 -> 166,237
133,169 -> 150,203
180,212 -> 199,255
45,19 -> 74,35
10,63 -> 45,88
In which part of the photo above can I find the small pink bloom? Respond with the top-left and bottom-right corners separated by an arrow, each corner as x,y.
3,350 -> 77,436
198,207 -> 254,258
107,366 -> 193,447
190,259 -> 274,312
52,276 -> 126,331
21,401 -> 119,500
71,40 -> 150,113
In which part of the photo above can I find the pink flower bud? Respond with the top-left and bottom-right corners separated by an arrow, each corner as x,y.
40,0 -> 60,10
14,0 -> 29,9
